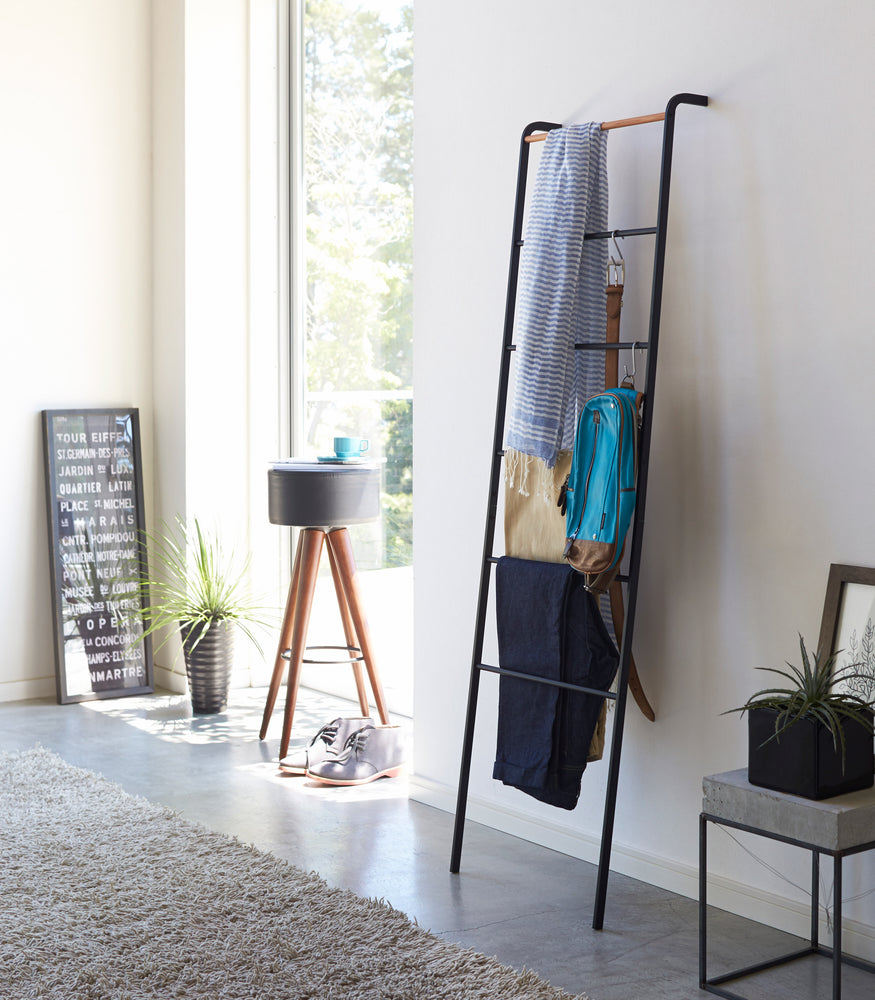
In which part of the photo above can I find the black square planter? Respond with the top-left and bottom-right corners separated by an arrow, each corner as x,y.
748,706 -> 875,800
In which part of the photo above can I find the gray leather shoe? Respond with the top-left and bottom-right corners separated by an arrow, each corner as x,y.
279,716 -> 372,774
306,724 -> 405,786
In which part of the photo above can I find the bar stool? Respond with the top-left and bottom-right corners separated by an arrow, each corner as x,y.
259,461 -> 390,760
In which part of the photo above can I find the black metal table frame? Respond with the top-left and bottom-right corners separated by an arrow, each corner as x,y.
700,812 -> 875,999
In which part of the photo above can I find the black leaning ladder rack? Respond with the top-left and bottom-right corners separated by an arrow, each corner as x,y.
449,93 -> 708,931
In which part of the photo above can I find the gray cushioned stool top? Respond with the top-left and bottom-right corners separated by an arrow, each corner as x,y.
268,463 -> 381,527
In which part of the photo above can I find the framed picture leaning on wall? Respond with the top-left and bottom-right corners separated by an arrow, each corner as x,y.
817,563 -> 875,705
42,408 -> 154,704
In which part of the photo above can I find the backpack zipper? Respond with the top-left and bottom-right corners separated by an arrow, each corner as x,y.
611,400 -> 626,549
583,412 -> 600,511
564,411 -> 599,553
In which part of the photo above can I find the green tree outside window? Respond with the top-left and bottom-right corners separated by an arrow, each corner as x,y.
304,0 -> 413,569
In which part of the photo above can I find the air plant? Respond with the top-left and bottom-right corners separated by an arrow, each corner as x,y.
725,634 -> 875,768
132,517 -> 270,657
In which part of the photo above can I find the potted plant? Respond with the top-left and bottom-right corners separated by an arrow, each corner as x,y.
134,518 -> 268,714
726,634 -> 875,800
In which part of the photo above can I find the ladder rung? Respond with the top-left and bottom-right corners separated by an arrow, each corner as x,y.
509,342 -> 649,353
477,661 -> 618,699
584,226 -> 657,240
574,341 -> 649,351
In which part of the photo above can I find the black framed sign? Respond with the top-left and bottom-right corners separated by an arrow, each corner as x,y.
42,408 -> 154,703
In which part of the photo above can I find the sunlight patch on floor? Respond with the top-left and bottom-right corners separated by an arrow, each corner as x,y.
79,687 -> 413,782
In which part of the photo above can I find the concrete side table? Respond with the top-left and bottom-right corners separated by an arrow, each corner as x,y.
259,461 -> 390,760
700,768 -> 875,999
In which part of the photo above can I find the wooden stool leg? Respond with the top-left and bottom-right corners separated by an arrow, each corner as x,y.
325,540 -> 371,718
260,529 -> 305,740
326,528 -> 390,725
279,528 -> 325,759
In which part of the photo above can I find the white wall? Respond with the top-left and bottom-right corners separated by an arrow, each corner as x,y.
0,0 -> 153,701
155,0 -> 268,690
1,0 -> 277,698
412,0 -> 875,951
182,0 -> 252,526
152,0 -> 187,549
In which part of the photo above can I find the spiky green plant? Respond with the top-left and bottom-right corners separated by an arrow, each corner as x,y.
725,634 -> 875,767
134,518 -> 270,658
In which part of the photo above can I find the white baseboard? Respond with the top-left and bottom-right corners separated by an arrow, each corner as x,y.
0,664 -> 236,703
409,774 -> 875,962
0,676 -> 56,703
154,664 -> 186,694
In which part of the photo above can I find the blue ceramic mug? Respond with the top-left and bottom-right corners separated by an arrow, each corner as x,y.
334,436 -> 369,459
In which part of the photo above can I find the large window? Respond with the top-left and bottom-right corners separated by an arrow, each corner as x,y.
300,0 -> 413,571
285,0 -> 413,712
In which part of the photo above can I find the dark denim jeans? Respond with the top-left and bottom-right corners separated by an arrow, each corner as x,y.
492,557 -> 619,810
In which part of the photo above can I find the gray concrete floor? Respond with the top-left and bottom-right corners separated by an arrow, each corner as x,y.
0,687 -> 868,999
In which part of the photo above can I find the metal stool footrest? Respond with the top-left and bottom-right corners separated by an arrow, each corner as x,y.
281,644 -> 365,665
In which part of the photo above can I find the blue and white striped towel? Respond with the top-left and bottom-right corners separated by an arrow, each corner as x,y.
506,123 -> 609,487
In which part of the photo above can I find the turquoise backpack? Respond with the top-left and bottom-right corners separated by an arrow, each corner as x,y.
558,387 -> 643,593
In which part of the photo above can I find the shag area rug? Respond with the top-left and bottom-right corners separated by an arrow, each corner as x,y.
0,747 -> 588,999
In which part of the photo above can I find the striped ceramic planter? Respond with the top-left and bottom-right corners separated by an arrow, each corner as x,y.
179,620 -> 234,715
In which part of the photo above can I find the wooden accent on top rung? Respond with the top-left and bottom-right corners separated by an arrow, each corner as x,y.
525,111 -> 665,143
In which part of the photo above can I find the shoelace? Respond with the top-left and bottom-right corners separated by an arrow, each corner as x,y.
327,726 -> 374,763
309,720 -> 340,748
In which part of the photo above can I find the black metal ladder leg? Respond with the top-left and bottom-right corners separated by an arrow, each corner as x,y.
591,91 -> 707,930
592,96 -> 677,931
450,663 -> 482,871
592,619 -> 636,928
450,121 -> 558,873
593,478 -> 647,927
450,544 -> 494,872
